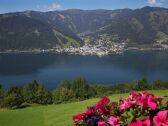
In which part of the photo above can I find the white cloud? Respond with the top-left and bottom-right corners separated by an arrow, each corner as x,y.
147,0 -> 166,6
48,3 -> 62,11
148,0 -> 157,5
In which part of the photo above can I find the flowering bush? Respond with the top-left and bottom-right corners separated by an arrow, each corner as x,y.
72,91 -> 168,126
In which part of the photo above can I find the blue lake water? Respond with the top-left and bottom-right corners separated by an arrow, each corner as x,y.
0,50 -> 168,90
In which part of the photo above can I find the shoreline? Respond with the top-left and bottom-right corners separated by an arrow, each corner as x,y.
0,47 -> 168,56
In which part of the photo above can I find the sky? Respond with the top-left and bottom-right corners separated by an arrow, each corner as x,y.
0,0 -> 168,14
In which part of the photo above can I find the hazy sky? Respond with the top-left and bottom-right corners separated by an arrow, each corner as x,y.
0,0 -> 168,13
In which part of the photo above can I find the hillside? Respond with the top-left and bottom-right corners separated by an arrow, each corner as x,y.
0,90 -> 168,126
0,11 -> 82,51
90,6 -> 168,47
0,6 -> 168,51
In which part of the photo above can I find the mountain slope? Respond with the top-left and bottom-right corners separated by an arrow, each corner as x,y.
88,6 -> 168,47
0,12 -> 82,51
0,6 -> 168,51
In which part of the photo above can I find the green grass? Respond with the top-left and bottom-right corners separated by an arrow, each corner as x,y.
0,90 -> 168,126
53,30 -> 80,48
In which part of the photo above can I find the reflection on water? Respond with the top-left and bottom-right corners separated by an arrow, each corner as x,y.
0,50 -> 168,89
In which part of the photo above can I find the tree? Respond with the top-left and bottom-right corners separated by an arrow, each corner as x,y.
152,80 -> 168,90
35,84 -> 52,104
72,77 -> 96,99
22,80 -> 39,103
52,78 -> 96,104
0,90 -> 6,108
23,80 -> 52,104
135,78 -> 150,91
3,86 -> 24,109
52,80 -> 72,104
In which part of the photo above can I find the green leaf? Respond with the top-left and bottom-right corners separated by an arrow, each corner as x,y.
130,108 -> 136,115
126,111 -> 134,124
136,115 -> 146,121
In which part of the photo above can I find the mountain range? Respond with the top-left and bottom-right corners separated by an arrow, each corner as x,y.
0,6 -> 168,51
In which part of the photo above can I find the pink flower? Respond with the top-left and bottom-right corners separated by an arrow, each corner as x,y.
142,116 -> 151,126
129,116 -> 150,126
147,94 -> 157,110
119,98 -> 133,110
94,97 -> 111,115
73,91 -> 167,126
94,102 -> 110,116
85,108 -> 93,115
73,113 -> 85,121
108,116 -> 120,126
129,120 -> 142,126
98,121 -> 108,126
136,92 -> 157,110
153,110 -> 168,126
99,96 -> 110,104
129,91 -> 137,99
119,91 -> 138,110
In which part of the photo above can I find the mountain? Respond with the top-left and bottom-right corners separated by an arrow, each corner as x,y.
0,6 -> 168,51
90,6 -> 168,47
0,11 -> 83,51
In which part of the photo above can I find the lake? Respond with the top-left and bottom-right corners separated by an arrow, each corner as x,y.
0,50 -> 168,90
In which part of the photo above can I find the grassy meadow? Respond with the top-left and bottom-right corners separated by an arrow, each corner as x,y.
0,90 -> 168,126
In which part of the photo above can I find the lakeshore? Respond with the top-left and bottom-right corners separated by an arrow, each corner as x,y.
0,44 -> 168,56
